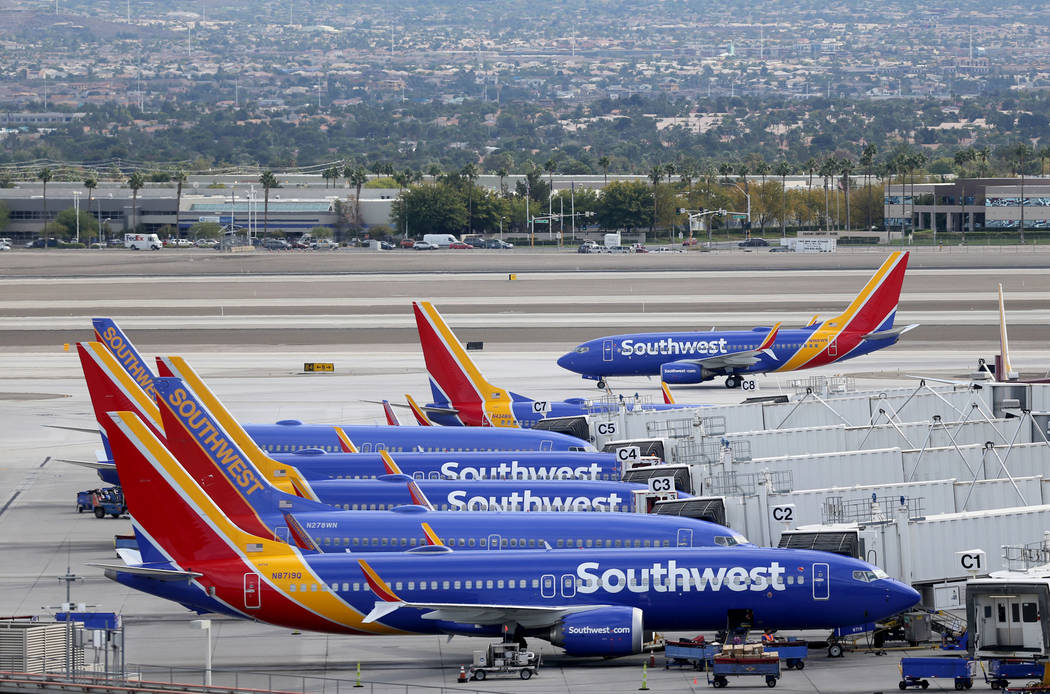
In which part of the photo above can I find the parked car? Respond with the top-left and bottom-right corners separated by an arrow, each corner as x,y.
769,246 -> 793,253
632,244 -> 649,253
738,238 -> 769,247
482,238 -> 513,249
449,241 -> 474,249
194,238 -> 218,248
400,239 -> 415,248
682,238 -> 699,246
0,242 -> 11,251
379,241 -> 395,250
89,241 -> 106,249
260,238 -> 291,250
413,241 -> 438,250
653,246 -> 684,253
26,238 -> 61,248
311,239 -> 339,250
292,237 -> 312,249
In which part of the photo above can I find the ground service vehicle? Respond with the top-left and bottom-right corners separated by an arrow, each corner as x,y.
124,233 -> 162,250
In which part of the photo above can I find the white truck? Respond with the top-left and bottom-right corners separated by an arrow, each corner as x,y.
422,233 -> 459,248
124,233 -> 162,250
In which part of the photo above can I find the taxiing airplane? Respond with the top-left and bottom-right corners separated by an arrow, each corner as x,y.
151,374 -> 749,552
557,252 -> 917,389
413,300 -> 689,427
98,409 -> 919,654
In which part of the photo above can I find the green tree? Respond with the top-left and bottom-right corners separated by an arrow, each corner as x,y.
188,221 -> 222,239
595,180 -> 652,232
598,156 -> 610,185
773,160 -> 792,237
309,225 -> 332,240
83,173 -> 98,211
390,184 -> 468,237
840,159 -> 854,231
258,170 -> 279,237
38,167 -> 53,236
54,208 -> 99,242
346,165 -> 368,227
127,171 -> 146,232
0,202 -> 10,234
859,145 -> 877,230
461,163 -> 479,235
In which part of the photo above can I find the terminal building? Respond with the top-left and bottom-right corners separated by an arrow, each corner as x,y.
884,177 -> 1050,234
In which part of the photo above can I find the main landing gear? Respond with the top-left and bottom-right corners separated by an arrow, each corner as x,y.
725,375 -> 740,389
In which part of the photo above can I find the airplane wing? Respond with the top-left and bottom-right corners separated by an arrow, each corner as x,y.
862,324 -> 919,342
364,600 -> 600,629
675,322 -> 781,372
44,424 -> 102,435
362,400 -> 459,416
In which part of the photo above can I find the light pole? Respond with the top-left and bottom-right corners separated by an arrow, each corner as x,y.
190,619 -> 212,686
729,182 -> 751,238
101,218 -> 111,244
72,191 -> 81,244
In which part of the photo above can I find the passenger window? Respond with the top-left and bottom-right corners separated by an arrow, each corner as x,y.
454,581 -> 461,589
486,580 -> 494,589
289,584 -> 297,592
408,581 -> 415,590
497,580 -> 505,589
1012,603 -> 1021,623
442,581 -> 450,590
468,538 -> 476,547
999,604 -> 1007,622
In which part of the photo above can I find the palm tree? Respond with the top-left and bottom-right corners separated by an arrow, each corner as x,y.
803,158 -> 817,190
543,158 -> 556,217
496,167 -> 508,197
647,165 -> 663,235
598,156 -> 610,185
840,159 -> 854,231
38,167 -> 53,237
83,172 -> 97,210
664,162 -> 676,185
860,145 -> 877,229
818,158 -> 837,232
755,160 -> 770,185
346,166 -> 368,227
258,171 -> 278,238
774,160 -> 792,237
172,169 -> 186,238
392,169 -> 412,237
1014,142 -> 1032,244
127,172 -> 145,232
717,162 -> 733,184
1039,146 -> 1050,177
907,150 -> 927,235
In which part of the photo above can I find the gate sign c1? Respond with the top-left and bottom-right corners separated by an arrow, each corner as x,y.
648,475 -> 675,493
615,446 -> 641,464
956,548 -> 986,573
530,400 -> 551,414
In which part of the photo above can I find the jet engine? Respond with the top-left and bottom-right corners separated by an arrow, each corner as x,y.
660,361 -> 712,384
547,606 -> 644,656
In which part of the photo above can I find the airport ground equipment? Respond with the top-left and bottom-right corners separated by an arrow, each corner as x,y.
764,641 -> 808,670
897,657 -> 975,690
76,487 -> 125,518
708,645 -> 780,688
466,642 -> 540,681
665,638 -> 721,670
983,659 -> 1047,689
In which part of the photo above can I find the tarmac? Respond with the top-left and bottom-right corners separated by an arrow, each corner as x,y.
0,246 -> 1040,693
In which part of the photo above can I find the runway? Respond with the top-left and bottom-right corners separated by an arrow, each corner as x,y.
0,247 -> 1044,693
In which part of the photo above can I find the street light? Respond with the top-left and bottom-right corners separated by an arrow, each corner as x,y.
72,191 -> 81,244
190,619 -> 212,686
728,181 -> 751,238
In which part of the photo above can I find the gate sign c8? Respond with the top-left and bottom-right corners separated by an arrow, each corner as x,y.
648,475 -> 675,493
615,446 -> 641,464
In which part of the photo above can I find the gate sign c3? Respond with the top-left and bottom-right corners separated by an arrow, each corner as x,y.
648,475 -> 675,493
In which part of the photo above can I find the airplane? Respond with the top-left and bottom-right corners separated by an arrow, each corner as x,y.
412,301 -> 692,427
149,374 -> 751,552
97,408 -> 920,654
149,354 -> 669,514
557,252 -> 918,389
72,342 -> 623,487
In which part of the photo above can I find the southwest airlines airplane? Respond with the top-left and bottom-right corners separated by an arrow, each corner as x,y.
90,319 -> 592,452
413,301 -> 689,427
150,375 -> 749,552
74,342 -> 621,488
97,409 -> 919,655
557,252 -> 916,389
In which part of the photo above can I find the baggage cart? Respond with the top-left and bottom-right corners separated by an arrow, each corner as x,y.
764,641 -> 808,670
665,640 -> 721,670
708,654 -> 780,688
898,657 -> 975,690
985,659 -> 1046,690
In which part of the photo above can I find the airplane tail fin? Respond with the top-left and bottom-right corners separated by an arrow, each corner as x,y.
333,427 -> 359,453
156,355 -> 321,501
758,322 -> 781,351
406,479 -> 434,510
92,318 -> 158,388
404,394 -> 435,426
825,251 -> 910,336
998,283 -> 1018,381
660,382 -> 676,405
413,301 -> 509,426
378,450 -> 404,475
77,341 -> 164,439
152,377 -> 330,536
381,400 -> 401,426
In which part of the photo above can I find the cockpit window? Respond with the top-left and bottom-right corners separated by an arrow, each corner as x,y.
574,346 -> 590,353
715,535 -> 744,547
852,569 -> 887,582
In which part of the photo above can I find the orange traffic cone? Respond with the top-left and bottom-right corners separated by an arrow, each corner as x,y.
458,666 -> 468,683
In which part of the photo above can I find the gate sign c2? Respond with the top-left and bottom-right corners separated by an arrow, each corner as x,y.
530,400 -> 552,414
770,504 -> 795,523
648,476 -> 675,493
615,446 -> 641,464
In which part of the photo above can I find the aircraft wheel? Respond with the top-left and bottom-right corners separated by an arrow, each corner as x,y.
920,680 -> 929,690
725,375 -> 739,389
898,682 -> 907,691
827,644 -> 843,658
597,380 -> 607,389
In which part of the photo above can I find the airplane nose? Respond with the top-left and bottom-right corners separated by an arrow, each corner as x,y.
886,581 -> 920,614
556,352 -> 576,372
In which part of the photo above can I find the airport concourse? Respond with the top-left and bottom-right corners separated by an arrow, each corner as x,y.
3,248 -> 1050,693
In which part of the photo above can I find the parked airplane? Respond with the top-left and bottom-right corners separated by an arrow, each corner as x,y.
151,354 -> 668,514
413,301 -> 689,427
75,342 -> 621,485
97,409 -> 919,654
557,252 -> 917,389
151,374 -> 750,551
